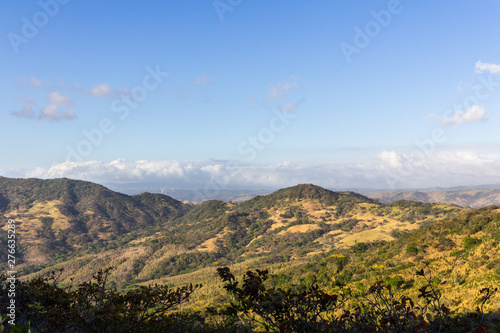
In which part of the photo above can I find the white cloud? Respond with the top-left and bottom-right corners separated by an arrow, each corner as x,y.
378,150 -> 500,188
9,151 -> 500,191
378,151 -> 402,169
444,105 -> 488,125
39,91 -> 76,121
430,105 -> 488,126
48,91 -> 73,107
11,96 -> 36,118
475,61 -> 500,74
89,83 -> 112,97
11,105 -> 35,118
39,105 -> 76,120
11,92 -> 76,121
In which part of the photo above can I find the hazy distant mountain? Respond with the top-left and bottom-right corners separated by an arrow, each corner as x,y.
106,181 -> 500,207
367,188 -> 500,208
103,181 -> 275,203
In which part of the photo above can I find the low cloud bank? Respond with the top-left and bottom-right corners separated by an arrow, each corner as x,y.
3,151 -> 500,190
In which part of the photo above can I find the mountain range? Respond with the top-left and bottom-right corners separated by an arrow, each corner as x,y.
103,181 -> 500,208
366,188 -> 500,208
1,176 -> 499,313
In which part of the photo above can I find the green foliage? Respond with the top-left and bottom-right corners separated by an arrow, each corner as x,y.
385,275 -> 405,290
406,244 -> 420,255
463,236 -> 481,250
217,266 -> 497,332
437,236 -> 455,250
238,184 -> 375,213
217,266 -> 347,332
0,177 -> 188,250
353,242 -> 369,254
390,229 -> 407,239
333,218 -> 359,232
450,249 -> 465,257
3,176 -> 500,328
0,316 -> 32,333
0,268 -> 201,332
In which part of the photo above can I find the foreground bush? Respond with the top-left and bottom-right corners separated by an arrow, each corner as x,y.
1,265 -> 498,332
1,267 -> 200,332
217,264 -> 498,332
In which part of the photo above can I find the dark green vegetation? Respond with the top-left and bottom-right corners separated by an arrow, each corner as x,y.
0,178 -> 461,284
1,268 -> 201,333
1,177 -> 499,331
0,265 -> 497,332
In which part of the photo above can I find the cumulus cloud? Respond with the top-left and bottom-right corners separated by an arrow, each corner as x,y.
11,92 -> 76,121
39,91 -> 76,121
9,152 -> 500,191
378,151 -> 402,169
39,105 -> 76,120
430,105 -> 488,126
89,83 -> 112,97
47,91 -> 73,107
378,150 -> 500,188
475,61 -> 500,74
24,159 -> 375,189
444,105 -> 488,125
11,96 -> 37,118
11,105 -> 36,118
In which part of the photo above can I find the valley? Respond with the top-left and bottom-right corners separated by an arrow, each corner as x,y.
1,177 -> 499,331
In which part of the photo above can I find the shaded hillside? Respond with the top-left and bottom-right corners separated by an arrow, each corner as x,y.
0,177 -> 187,226
2,181 -> 464,293
368,188 -> 500,208
0,177 -> 188,266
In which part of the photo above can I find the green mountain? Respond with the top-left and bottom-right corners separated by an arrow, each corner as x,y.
2,177 -> 499,315
0,178 -> 460,279
0,176 -> 187,266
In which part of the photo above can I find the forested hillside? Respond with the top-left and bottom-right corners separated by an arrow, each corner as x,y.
1,177 -> 499,331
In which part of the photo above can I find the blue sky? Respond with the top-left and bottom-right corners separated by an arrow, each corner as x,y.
1,0 -> 500,190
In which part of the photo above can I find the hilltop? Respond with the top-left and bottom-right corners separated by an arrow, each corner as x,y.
0,177 -> 187,266
0,178 -> 465,290
1,177 -> 499,331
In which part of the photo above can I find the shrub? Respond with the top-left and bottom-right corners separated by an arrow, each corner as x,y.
217,265 -> 497,332
463,236 -> 481,250
406,245 -> 419,255
0,267 -> 200,332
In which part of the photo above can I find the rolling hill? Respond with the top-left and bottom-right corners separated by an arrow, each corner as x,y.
0,178 -> 463,285
2,177 -> 499,331
0,176 -> 187,266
